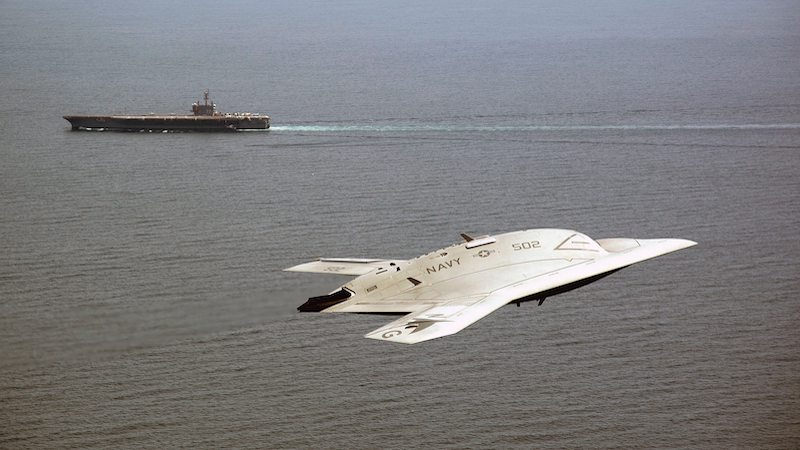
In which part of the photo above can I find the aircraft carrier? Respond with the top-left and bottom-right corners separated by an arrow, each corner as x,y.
64,91 -> 269,131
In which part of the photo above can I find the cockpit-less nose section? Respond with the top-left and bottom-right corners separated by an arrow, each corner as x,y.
286,229 -> 696,344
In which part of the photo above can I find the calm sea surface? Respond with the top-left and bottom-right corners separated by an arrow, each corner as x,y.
1,1 -> 798,448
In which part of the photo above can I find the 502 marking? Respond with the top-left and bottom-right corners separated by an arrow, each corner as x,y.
512,241 -> 541,251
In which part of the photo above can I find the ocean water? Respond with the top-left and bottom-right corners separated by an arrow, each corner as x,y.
1,1 -> 799,448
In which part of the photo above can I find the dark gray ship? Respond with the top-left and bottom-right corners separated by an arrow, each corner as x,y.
64,91 -> 269,131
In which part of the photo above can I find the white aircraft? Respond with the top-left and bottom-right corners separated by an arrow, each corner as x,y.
285,229 -> 696,344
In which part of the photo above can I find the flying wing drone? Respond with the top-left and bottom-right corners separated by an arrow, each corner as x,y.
285,229 -> 696,344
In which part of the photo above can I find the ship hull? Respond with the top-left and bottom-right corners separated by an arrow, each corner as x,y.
63,114 -> 269,131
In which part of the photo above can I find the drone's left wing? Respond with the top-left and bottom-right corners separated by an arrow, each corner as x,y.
286,258 -> 402,276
